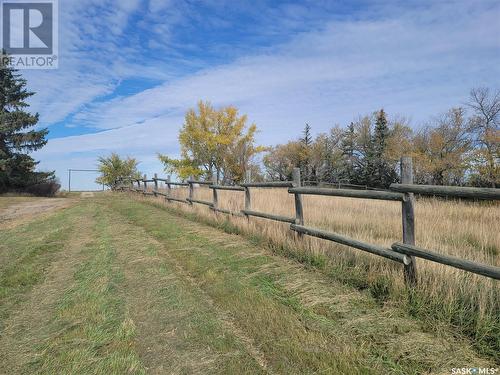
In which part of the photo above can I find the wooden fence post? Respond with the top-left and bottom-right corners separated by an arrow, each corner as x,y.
188,175 -> 194,205
143,174 -> 147,194
153,173 -> 158,197
244,170 -> 252,221
292,168 -> 304,236
401,156 -> 417,287
212,175 -> 218,211
166,175 -> 171,201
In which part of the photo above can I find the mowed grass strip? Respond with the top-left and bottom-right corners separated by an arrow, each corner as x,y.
1,201 -> 267,374
106,195 -> 494,374
99,205 -> 267,374
27,204 -> 146,374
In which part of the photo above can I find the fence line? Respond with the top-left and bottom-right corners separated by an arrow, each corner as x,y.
116,156 -> 500,284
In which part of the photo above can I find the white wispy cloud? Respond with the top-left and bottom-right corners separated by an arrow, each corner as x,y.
59,0 -> 500,133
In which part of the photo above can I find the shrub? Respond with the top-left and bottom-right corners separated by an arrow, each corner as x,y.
25,180 -> 61,197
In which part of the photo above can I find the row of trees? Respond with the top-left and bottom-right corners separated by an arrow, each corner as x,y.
263,112 -> 401,188
157,88 -> 497,189
264,89 -> 499,188
99,89 -> 498,189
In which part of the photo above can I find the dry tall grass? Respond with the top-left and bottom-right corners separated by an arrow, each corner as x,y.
139,182 -> 500,357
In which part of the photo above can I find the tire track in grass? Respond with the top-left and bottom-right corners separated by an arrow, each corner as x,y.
100,203 -> 268,374
24,204 -> 147,375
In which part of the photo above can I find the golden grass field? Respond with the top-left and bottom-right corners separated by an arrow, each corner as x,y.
144,183 -> 499,358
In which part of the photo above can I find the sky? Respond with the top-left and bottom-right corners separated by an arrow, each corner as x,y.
20,0 -> 500,190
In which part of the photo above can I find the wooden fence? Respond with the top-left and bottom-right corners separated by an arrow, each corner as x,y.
116,157 -> 500,286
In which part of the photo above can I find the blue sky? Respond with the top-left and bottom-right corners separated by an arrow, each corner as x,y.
24,0 -> 500,190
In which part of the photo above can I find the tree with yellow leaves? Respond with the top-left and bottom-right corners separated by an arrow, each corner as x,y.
263,141 -> 303,181
159,101 -> 265,184
412,108 -> 472,185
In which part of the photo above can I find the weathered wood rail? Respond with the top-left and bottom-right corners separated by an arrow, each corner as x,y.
116,157 -> 500,284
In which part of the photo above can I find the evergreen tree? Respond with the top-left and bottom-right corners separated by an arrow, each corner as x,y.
339,122 -> 357,183
317,133 -> 336,183
370,109 -> 397,188
373,109 -> 389,159
0,58 -> 53,192
300,123 -> 313,147
300,123 -> 313,181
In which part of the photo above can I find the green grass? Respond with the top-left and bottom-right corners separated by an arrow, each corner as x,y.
0,201 -> 266,374
0,196 -> 496,374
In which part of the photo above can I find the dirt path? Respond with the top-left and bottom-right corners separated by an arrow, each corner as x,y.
0,198 -> 72,229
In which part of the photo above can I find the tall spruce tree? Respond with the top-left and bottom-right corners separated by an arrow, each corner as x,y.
0,58 -> 52,192
339,122 -> 358,183
373,110 -> 389,158
300,123 -> 313,181
370,109 -> 397,188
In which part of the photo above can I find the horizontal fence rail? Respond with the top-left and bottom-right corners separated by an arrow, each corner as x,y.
209,185 -> 245,191
390,184 -> 500,200
240,181 -> 294,188
211,207 -> 244,216
392,243 -> 500,280
152,190 -> 168,197
289,187 -> 405,201
116,156 -> 499,287
241,209 -> 296,224
166,196 -> 189,204
188,180 -> 214,185
187,198 -> 213,206
291,224 -> 405,263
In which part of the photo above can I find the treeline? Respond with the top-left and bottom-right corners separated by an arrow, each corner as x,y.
264,88 -> 499,188
102,88 -> 498,190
